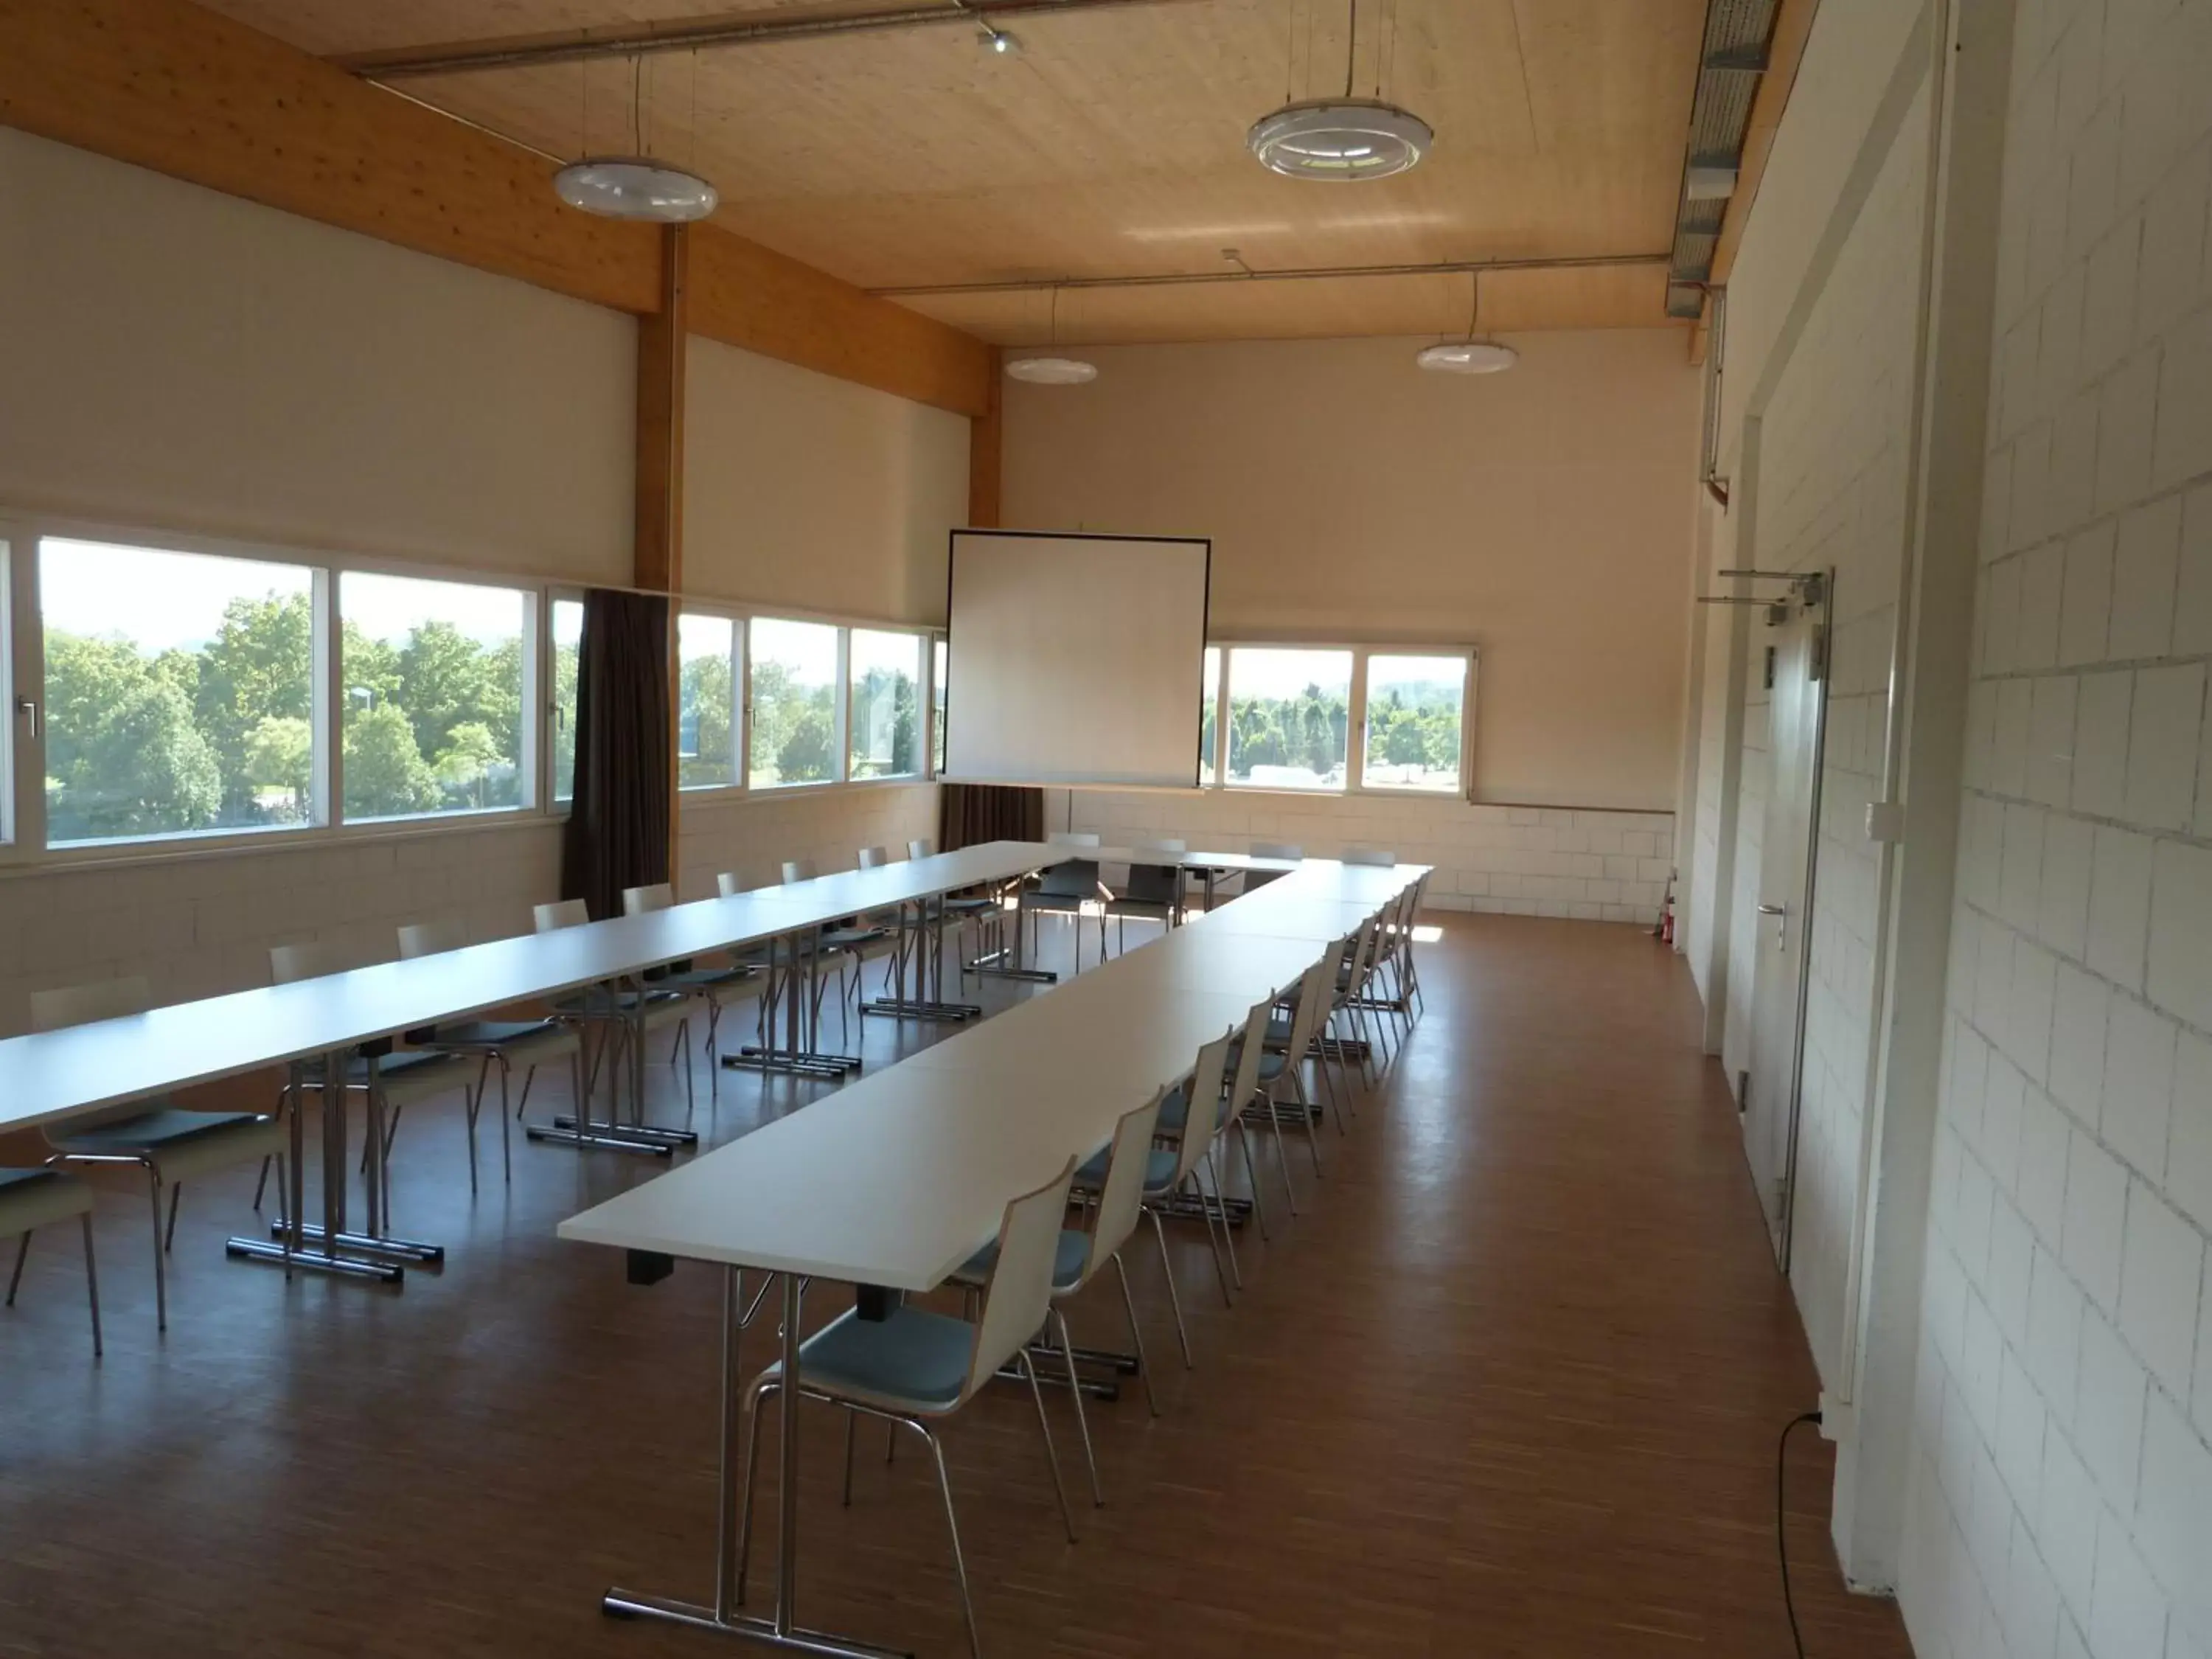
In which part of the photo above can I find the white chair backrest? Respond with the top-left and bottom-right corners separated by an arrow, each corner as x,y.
1049,831 -> 1100,847
1082,1091 -> 1168,1278
1225,994 -> 1273,1107
397,918 -> 467,960
1281,953 -> 1335,1065
270,940 -> 352,985
1341,845 -> 1396,867
857,845 -> 891,869
1251,841 -> 1304,860
1130,840 -> 1186,860
535,899 -> 590,933
782,859 -> 817,884
31,975 -> 151,1032
907,838 -> 935,860
622,882 -> 675,917
1172,1027 -> 1237,1183
966,1155 -> 1082,1397
716,872 -> 745,898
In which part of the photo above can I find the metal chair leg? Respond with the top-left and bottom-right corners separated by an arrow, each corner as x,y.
497,1057 -> 513,1184
731,1375 -> 775,1606
147,1169 -> 167,1332
1289,1070 -> 1324,1177
842,1408 -> 858,1506
1146,1203 -> 1196,1364
1109,1252 -> 1158,1417
1053,1307 -> 1103,1506
1017,1349 -> 1079,1543
465,1053 -> 493,1194
1201,1149 -> 1242,1292
916,1420 -> 983,1659
1234,1123 -> 1270,1241
6,1230 -> 29,1305
164,1180 -> 183,1252
81,1212 -> 102,1359
251,1155 -> 272,1210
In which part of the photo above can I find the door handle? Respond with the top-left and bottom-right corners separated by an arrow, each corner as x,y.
1756,902 -> 1786,915
1757,902 -> 1787,947
13,697 -> 35,739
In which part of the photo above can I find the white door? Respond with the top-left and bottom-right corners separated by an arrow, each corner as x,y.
1745,575 -> 1829,1268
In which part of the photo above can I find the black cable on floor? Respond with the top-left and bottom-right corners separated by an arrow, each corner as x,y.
1777,1410 -> 1823,1658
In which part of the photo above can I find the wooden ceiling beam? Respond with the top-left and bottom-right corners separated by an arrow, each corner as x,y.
0,0 -> 995,417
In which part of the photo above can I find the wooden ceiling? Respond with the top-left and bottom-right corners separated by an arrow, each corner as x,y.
195,0 -> 1705,346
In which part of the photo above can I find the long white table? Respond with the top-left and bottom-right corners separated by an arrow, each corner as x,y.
558,858 -> 1427,1657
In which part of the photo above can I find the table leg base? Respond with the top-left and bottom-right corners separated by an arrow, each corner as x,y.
723,1049 -> 863,1080
524,1121 -> 675,1158
549,1114 -> 699,1151
263,1221 -> 444,1265
1153,1193 -> 1253,1227
965,948 -> 1056,985
601,1590 -> 914,1658
1315,1037 -> 1373,1061
858,998 -> 983,1023
224,1235 -> 404,1284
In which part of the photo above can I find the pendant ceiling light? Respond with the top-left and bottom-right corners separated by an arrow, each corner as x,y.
1416,271 -> 1517,375
556,53 -> 719,223
1250,0 -> 1431,181
1005,285 -> 1097,386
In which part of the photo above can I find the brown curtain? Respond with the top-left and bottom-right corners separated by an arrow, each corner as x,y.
561,587 -> 672,919
938,782 -> 1043,851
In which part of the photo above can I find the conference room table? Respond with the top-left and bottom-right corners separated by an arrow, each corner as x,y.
0,841 -> 1081,1281
557,858 -> 1428,1658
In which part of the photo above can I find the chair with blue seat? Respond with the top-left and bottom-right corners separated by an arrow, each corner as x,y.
620,883 -> 759,1100
909,838 -> 1012,982
1,1164 -> 101,1357
394,919 -> 587,1186
1247,954 -> 1339,1171
532,900 -> 697,1130
734,1155 -> 1084,1657
954,1091 -> 1167,1505
1102,841 -> 1187,957
32,977 -> 286,1333
1020,857 -> 1108,971
1129,1025 -> 1242,1347
780,859 -> 891,1040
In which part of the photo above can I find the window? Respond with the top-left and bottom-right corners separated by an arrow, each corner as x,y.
748,616 -> 840,789
931,636 -> 948,777
339,571 -> 527,821
1223,647 -> 1352,792
1362,653 -> 1467,793
677,611 -> 740,790
849,628 -> 922,781
549,596 -> 582,804
41,538 -> 321,846
1199,645 -> 1220,786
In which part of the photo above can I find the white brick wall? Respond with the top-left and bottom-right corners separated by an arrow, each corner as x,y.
1058,788 -> 1673,925
675,782 -> 939,899
1902,1 -> 2212,1656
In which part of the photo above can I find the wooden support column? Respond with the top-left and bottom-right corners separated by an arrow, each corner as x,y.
635,223 -> 688,876
967,347 -> 1003,528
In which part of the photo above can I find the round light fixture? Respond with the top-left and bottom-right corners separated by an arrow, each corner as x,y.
1004,355 -> 1099,386
1416,341 -> 1518,375
984,27 -> 1019,55
554,157 -> 719,223
1246,99 -> 1433,181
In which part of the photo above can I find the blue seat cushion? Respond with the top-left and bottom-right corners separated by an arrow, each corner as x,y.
301,1050 -> 459,1085
819,928 -> 886,951
55,1107 -> 267,1156
950,1227 -> 1088,1293
944,896 -> 997,914
1074,1144 -> 1178,1194
1155,1082 -> 1192,1133
422,1019 -> 562,1049
775,1306 -> 977,1412
655,965 -> 755,989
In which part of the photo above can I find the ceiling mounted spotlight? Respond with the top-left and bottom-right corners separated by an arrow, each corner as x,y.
554,157 -> 719,221
984,27 -> 1019,55
1416,270 -> 1516,374
1004,284 -> 1097,386
1250,0 -> 1431,181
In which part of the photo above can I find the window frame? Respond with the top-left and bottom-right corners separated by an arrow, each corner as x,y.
1204,639 -> 1477,801
846,625 -> 928,785
675,602 -> 745,796
544,588 -> 585,809
742,612 -> 850,794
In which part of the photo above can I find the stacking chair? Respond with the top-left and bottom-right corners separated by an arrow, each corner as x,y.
1020,857 -> 1107,970
1222,990 -> 1301,1221
780,859 -> 890,1039
735,1156 -> 1083,1655
854,846 -> 925,1000
1144,1026 -> 1242,1326
1239,839 -> 1304,894
1341,844 -> 1397,866
32,977 -> 285,1333
1102,841 -> 1186,958
395,919 -> 586,1186
269,943 -> 474,1215
621,883 -> 759,1099
1,1165 -> 101,1356
532,900 -> 697,1128
1251,954 -> 1338,1169
1329,916 -> 1392,1082
958,1091 -> 1168,1505
908,837 -> 1002,977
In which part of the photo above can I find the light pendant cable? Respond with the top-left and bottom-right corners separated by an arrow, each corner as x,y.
1248,0 -> 1432,181
554,47 -> 719,221
1416,271 -> 1516,373
1005,285 -> 1098,385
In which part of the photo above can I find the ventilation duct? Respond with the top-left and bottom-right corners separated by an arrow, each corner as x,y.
1666,0 -> 1784,316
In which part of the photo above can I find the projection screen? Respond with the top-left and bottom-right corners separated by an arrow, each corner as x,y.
943,529 -> 1211,788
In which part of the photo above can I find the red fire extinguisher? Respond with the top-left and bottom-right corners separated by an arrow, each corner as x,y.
1655,870 -> 1676,945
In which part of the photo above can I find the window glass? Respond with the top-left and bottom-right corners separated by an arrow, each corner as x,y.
748,617 -> 840,788
41,538 -> 318,844
1223,647 -> 1352,791
849,628 -> 922,781
1199,645 -> 1220,786
549,597 -> 582,804
678,612 -> 738,790
932,637 -> 948,776
340,571 -> 526,821
1363,653 -> 1466,793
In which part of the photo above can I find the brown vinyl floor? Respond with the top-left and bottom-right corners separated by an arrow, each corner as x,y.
0,914 -> 1914,1658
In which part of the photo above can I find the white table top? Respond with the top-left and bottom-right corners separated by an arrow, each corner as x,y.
1186,894 -> 1391,941
557,860 -> 1427,1290
0,841 -> 1067,1135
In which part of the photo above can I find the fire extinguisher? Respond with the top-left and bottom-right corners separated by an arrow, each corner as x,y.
1654,870 -> 1676,945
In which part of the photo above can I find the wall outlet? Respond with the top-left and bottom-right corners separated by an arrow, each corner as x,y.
1818,1391 -> 1852,1441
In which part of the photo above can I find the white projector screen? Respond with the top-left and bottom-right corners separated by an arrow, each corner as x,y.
944,529 -> 1211,787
